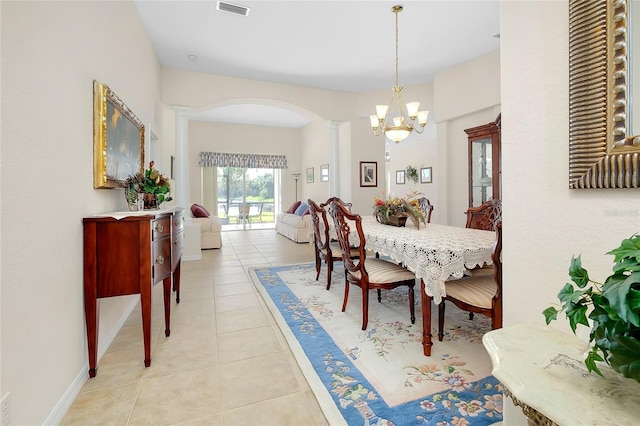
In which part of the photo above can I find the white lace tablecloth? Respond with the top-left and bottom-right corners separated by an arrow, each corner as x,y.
329,216 -> 495,304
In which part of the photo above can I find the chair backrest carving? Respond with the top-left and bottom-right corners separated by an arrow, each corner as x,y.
417,197 -> 434,223
307,199 -> 330,255
465,199 -> 502,231
328,201 -> 367,283
321,197 -> 352,212
492,220 -> 503,299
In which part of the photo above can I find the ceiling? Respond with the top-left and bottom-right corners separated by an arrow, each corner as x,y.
135,1 -> 500,127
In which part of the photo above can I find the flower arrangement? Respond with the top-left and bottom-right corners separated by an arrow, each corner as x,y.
124,161 -> 173,209
373,190 -> 426,228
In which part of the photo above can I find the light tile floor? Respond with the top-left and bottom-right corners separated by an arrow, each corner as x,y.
62,229 -> 328,425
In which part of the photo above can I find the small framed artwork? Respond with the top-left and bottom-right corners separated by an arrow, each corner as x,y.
359,161 -> 377,187
306,167 -> 314,183
420,167 -> 433,183
320,164 -> 329,182
93,80 -> 145,189
170,155 -> 175,179
396,170 -> 405,184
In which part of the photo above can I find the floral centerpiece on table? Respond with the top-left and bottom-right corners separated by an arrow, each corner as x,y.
373,190 -> 426,228
124,161 -> 173,209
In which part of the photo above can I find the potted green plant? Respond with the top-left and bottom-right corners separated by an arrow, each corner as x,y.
542,234 -> 640,383
405,165 -> 419,184
124,161 -> 173,209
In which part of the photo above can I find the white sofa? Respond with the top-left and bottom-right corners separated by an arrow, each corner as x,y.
275,212 -> 312,243
192,216 -> 222,249
190,204 -> 222,249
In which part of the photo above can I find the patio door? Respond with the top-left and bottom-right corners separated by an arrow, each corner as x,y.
216,167 -> 276,230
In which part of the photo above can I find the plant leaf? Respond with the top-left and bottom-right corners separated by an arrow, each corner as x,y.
603,272 -> 640,327
607,235 -> 640,263
567,303 -> 589,334
585,348 -> 605,377
607,336 -> 640,382
569,256 -> 590,288
542,307 -> 558,324
612,258 -> 640,274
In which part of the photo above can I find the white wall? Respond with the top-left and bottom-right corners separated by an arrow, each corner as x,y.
434,51 -> 501,226
502,1 -> 639,423
301,117 -> 332,205
384,124 -> 439,220
1,2 -> 161,424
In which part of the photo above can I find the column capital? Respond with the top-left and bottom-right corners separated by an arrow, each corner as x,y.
173,106 -> 191,117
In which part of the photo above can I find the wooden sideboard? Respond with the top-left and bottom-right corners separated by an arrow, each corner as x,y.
83,208 -> 185,377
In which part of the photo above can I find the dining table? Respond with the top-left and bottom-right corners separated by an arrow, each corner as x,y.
316,215 -> 496,356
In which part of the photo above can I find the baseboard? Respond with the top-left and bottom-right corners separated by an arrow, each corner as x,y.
43,297 -> 139,425
182,253 -> 202,261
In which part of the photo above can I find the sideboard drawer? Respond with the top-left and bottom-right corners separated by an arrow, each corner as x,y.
172,213 -> 185,233
152,218 -> 171,240
172,230 -> 184,269
152,236 -> 171,282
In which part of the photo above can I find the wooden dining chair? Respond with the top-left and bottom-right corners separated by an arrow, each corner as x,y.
465,199 -> 502,231
463,199 -> 501,283
438,220 -> 503,341
328,200 -> 416,330
308,198 -> 358,290
417,197 -> 434,223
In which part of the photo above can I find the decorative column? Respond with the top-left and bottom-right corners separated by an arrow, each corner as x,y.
328,121 -> 340,197
173,106 -> 190,209
174,106 -> 201,261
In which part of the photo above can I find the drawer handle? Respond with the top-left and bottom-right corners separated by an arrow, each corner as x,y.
155,223 -> 164,233
156,255 -> 165,265
174,238 -> 180,245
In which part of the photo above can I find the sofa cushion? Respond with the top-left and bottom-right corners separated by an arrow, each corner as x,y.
191,203 -> 210,218
286,201 -> 301,214
277,213 -> 308,229
294,202 -> 308,216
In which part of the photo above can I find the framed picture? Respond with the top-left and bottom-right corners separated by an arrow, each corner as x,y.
396,170 -> 405,184
93,80 -> 144,189
306,167 -> 314,183
320,164 -> 329,182
171,156 -> 175,179
420,167 -> 433,183
359,161 -> 377,187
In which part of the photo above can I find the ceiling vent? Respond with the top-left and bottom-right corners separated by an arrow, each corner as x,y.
216,1 -> 250,16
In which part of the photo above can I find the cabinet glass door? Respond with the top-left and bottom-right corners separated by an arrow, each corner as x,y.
470,137 -> 493,207
465,114 -> 501,208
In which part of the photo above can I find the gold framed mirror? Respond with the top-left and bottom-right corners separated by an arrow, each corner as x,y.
569,0 -> 639,189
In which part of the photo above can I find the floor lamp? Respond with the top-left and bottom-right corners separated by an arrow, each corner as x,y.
292,173 -> 301,201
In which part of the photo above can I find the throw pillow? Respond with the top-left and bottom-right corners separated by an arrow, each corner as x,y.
286,201 -> 301,214
294,202 -> 308,216
191,203 -> 210,218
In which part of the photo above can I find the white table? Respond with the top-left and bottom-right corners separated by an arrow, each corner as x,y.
321,216 -> 496,355
483,322 -> 640,425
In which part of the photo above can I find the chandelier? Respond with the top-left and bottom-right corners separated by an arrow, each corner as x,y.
370,5 -> 429,143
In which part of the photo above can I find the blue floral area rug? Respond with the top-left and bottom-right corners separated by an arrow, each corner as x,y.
248,262 -> 503,426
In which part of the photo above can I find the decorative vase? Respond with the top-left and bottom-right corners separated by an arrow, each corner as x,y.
143,193 -> 158,209
376,212 -> 407,227
125,189 -> 139,211
388,214 -> 408,227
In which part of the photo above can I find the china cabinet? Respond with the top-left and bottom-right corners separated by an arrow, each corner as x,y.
465,114 -> 501,208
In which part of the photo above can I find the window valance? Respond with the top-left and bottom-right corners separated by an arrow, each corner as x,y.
199,152 -> 287,169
